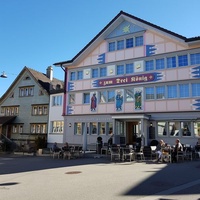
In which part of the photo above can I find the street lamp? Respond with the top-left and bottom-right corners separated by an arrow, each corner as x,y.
0,71 -> 7,78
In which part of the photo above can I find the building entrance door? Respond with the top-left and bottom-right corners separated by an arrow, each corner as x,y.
126,121 -> 140,145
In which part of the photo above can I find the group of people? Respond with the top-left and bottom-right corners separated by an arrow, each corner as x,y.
155,139 -> 183,163
52,142 -> 70,158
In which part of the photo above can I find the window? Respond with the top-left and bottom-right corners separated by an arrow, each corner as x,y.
99,91 -> 107,103
194,122 -> 200,137
108,123 -> 113,134
190,53 -> 200,65
125,63 -> 134,74
31,124 -> 47,134
192,83 -> 200,97
178,54 -> 188,67
69,94 -> 75,104
157,122 -> 167,136
32,105 -> 48,115
19,86 -> 34,97
74,122 -> 82,135
92,68 -> 98,78
83,93 -> 90,104
117,40 -> 124,50
135,36 -> 143,46
108,90 -> 115,102
145,87 -> 154,100
156,58 -> 165,70
117,65 -> 124,75
156,86 -> 165,99
169,122 -> 179,136
77,71 -> 83,80
91,122 -> 97,134
70,72 -> 76,81
52,121 -> 64,133
100,67 -> 106,77
108,42 -> 115,51
145,60 -> 154,71
181,121 -> 191,136
99,122 -> 105,135
167,85 -> 177,99
126,38 -> 134,48
179,84 -> 189,98
167,56 -> 176,68
12,124 -> 23,133
2,106 -> 19,116
52,95 -> 62,106
125,89 -> 134,102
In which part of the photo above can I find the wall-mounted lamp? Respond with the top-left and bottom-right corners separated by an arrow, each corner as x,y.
0,71 -> 7,78
69,123 -> 72,127
150,122 -> 153,126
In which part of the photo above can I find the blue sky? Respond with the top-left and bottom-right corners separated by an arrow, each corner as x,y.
0,0 -> 200,97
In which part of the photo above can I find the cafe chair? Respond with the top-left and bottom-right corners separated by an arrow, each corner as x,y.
110,147 -> 120,161
150,146 -> 157,160
122,147 -> 134,162
135,146 -> 145,161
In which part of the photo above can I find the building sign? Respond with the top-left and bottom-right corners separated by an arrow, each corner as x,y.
92,72 -> 162,88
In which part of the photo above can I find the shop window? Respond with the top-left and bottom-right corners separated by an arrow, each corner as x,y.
157,122 -> 167,137
169,122 -> 180,137
181,122 -> 191,136
74,122 -> 82,135
90,122 -> 97,134
99,122 -> 106,135
194,122 -> 200,137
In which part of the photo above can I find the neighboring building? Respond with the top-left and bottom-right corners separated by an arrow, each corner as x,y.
47,91 -> 64,146
54,11 -> 200,150
0,66 -> 64,151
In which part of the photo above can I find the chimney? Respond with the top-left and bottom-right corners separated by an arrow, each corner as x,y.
46,66 -> 53,81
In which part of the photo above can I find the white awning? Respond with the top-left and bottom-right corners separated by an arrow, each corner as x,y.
112,115 -> 150,120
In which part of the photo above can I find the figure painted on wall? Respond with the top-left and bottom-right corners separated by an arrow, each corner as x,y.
91,93 -> 97,111
116,90 -> 123,111
134,90 -> 142,109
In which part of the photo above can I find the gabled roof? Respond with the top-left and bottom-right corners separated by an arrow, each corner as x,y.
0,66 -> 64,101
54,10 -> 200,66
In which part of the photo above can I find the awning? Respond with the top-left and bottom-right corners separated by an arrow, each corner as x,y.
0,116 -> 16,125
112,114 -> 150,120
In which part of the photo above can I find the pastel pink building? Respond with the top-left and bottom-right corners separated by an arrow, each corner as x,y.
54,11 -> 200,150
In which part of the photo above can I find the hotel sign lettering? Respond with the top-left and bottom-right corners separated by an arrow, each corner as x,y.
93,72 -> 161,87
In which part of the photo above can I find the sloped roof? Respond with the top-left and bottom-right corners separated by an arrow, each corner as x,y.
0,66 -> 64,101
27,67 -> 64,93
54,10 -> 200,66
0,116 -> 16,125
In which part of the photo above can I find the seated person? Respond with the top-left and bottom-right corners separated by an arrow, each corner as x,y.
62,142 -> 69,152
52,142 -> 61,152
195,138 -> 200,151
171,139 -> 183,163
155,140 -> 165,162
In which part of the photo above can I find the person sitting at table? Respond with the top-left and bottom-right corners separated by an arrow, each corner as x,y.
195,138 -> 200,151
61,142 -> 71,159
155,139 -> 165,162
52,142 -> 61,152
171,139 -> 183,163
